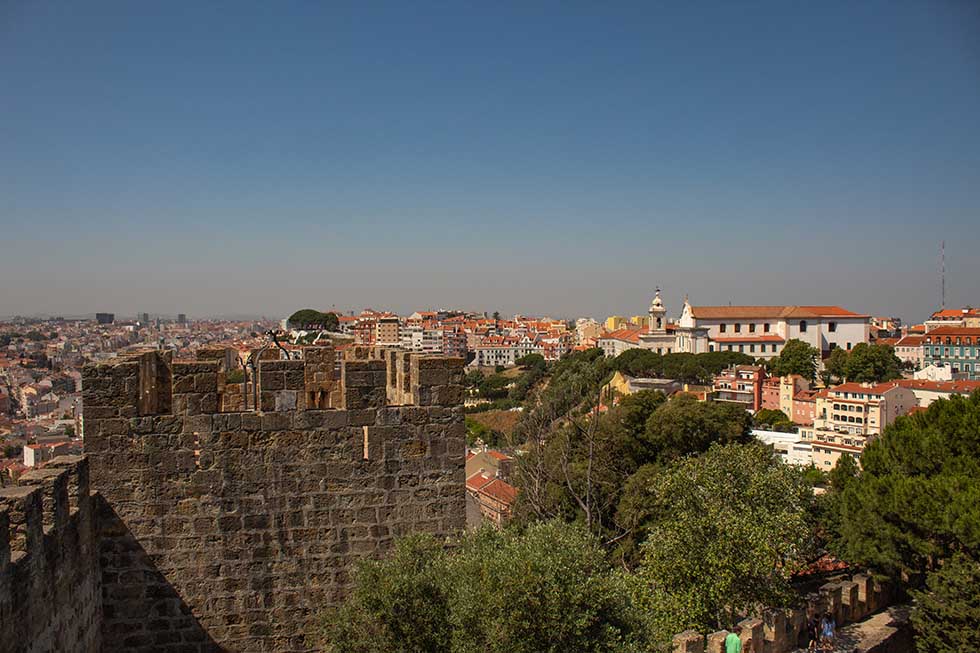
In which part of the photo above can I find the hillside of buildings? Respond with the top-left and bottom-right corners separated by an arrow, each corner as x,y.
3,302 -> 979,652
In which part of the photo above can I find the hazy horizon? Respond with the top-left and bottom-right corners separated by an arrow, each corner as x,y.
2,2 -> 978,324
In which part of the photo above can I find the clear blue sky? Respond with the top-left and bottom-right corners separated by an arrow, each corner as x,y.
2,1 -> 978,322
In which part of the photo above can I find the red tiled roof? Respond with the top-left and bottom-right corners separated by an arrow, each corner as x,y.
691,305 -> 869,319
601,327 -> 643,344
924,326 -> 980,337
893,379 -> 980,394
466,472 -> 493,492
896,335 -> 924,346
478,478 -> 517,505
931,308 -> 980,319
793,554 -> 849,579
712,335 -> 785,343
829,382 -> 901,395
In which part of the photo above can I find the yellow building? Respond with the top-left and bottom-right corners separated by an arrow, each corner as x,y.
629,315 -> 650,328
605,315 -> 628,331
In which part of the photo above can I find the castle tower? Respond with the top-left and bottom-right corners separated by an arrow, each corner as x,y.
649,287 -> 667,334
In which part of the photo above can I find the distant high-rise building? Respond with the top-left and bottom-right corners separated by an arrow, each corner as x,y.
95,313 -> 114,325
177,313 -> 187,325
139,312 -> 150,325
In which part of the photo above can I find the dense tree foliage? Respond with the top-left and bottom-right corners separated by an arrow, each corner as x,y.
766,339 -> 818,381
910,552 -> 980,653
753,408 -> 796,432
514,385 -> 753,565
630,443 -> 816,637
319,523 -> 645,653
613,349 -> 754,384
287,309 -> 339,331
841,343 -> 902,383
515,353 -> 547,371
465,416 -> 503,448
642,395 -> 752,463
825,347 -> 849,384
319,535 -> 452,653
833,391 -> 980,585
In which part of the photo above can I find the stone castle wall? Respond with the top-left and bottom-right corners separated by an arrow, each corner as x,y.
670,572 -> 894,653
74,344 -> 465,653
0,456 -> 102,653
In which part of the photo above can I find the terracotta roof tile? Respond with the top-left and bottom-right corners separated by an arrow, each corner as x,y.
691,305 -> 868,319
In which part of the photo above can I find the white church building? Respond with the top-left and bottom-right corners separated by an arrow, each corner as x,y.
620,289 -> 870,359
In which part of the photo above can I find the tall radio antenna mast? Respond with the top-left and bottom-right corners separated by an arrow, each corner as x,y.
941,240 -> 946,310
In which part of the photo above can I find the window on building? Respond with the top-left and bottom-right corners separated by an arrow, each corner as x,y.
709,344 -> 714,352
847,342 -> 852,350
799,320 -> 808,333
734,323 -> 741,333
749,323 -> 756,333
720,323 -> 727,333
829,322 -> 837,332
764,323 -> 770,332
739,345 -> 744,352
750,344 -> 755,352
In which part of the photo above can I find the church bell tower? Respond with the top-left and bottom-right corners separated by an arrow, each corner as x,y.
649,287 -> 667,335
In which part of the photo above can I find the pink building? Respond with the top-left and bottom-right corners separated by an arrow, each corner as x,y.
712,365 -> 766,412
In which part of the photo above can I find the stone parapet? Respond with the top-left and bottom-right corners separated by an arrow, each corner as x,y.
0,456 -> 101,653
669,574 -> 895,653
80,346 -> 467,653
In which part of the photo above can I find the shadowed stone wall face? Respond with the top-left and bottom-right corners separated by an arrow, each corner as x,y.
0,456 -> 102,653
81,346 -> 466,653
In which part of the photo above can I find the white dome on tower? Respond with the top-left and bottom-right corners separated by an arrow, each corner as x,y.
650,287 -> 665,312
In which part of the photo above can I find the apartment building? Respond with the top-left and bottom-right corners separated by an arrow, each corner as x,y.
473,335 -> 541,367
441,328 -> 468,358
924,307 -> 980,332
803,382 -> 916,469
374,316 -> 401,347
894,334 -> 924,369
922,327 -> 980,380
712,365 -> 765,412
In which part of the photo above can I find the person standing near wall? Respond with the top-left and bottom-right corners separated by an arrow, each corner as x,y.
725,629 -> 742,653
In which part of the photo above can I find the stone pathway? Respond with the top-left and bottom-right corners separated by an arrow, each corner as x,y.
791,606 -> 910,652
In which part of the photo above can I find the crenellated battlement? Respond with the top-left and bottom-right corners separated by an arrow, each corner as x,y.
670,573 -> 894,653
82,345 -> 465,420
78,345 -> 467,653
0,456 -> 101,653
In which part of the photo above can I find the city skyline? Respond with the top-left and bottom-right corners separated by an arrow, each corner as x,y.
2,2 -> 979,321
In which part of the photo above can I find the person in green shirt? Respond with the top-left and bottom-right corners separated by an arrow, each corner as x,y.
725,630 -> 742,653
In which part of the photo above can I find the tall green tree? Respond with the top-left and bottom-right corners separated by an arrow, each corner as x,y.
318,523 -> 644,653
767,339 -> 819,381
287,309 -> 339,331
447,523 -> 640,653
825,347 -> 849,383
842,343 -> 902,383
910,552 -> 980,653
832,391 -> 980,584
319,535 -> 452,653
631,443 -> 816,638
643,394 -> 752,462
